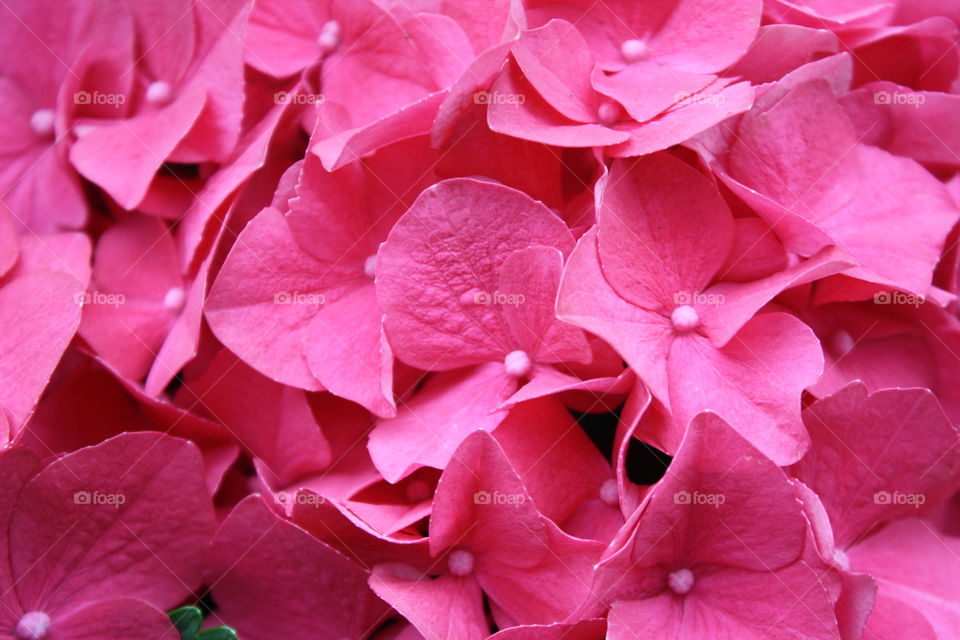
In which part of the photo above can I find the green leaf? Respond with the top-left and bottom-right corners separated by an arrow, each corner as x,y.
198,627 -> 238,640
169,606 -> 203,637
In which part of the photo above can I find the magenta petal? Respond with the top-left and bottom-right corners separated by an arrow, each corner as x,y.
370,570 -> 488,640
850,519 -> 960,638
608,80 -> 754,158
493,397 -> 615,531
862,594 -> 938,640
592,63 -> 714,124
305,285 -> 395,418
207,496 -> 386,640
557,229 -> 673,405
50,599 -> 175,640
791,382 -> 960,550
205,206 -> 327,391
79,215 -> 183,384
245,0 -> 331,78
667,313 -> 821,465
430,431 -> 604,624
597,153 -> 735,311
489,619 -> 606,639
487,59 -> 631,147
498,247 -> 591,364
368,363 -> 517,483
377,178 -> 574,371
69,88 -> 207,210
700,246 -> 854,347
186,350 -> 332,488
10,432 -> 214,613
512,20 -> 601,123
601,412 -> 839,638
0,271 -> 82,434
312,90 -> 446,171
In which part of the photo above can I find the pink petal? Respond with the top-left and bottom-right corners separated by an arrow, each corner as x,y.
512,20 -> 601,123
430,431 -> 604,624
666,313 -> 821,465
207,496 -> 387,640
50,599 -> 175,640
69,88 -> 207,210
10,432 -> 214,613
79,215 -> 183,384
377,178 -> 574,371
305,285 -> 396,418
850,519 -> 960,638
556,229 -> 673,405
368,363 -> 517,483
370,569 -> 488,640
487,59 -> 631,147
488,619 -> 606,639
597,153 -> 735,311
185,349 -> 332,488
790,382 -> 960,550
0,271 -> 82,434
205,206 -> 327,391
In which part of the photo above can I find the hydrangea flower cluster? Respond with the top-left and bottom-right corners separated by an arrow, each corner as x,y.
2,0 -> 960,638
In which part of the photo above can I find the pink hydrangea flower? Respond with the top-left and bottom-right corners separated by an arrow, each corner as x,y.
2,1 -> 960,637
0,432 -> 214,640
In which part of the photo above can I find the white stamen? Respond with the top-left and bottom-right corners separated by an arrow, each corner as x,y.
667,568 -> 695,595
29,109 -> 55,138
597,101 -> 622,126
163,286 -> 185,310
318,20 -> 341,53
447,549 -> 475,576
600,479 -> 619,506
670,305 -> 700,333
16,611 -> 51,640
504,350 -> 532,378
363,255 -> 377,279
146,81 -> 173,105
621,38 -> 650,62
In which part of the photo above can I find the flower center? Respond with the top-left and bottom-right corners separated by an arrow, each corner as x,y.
670,305 -> 700,333
447,549 -> 475,576
599,479 -> 619,506
503,350 -> 532,378
597,101 -> 622,126
363,255 -> 377,279
16,611 -> 51,640
30,109 -> 55,138
667,568 -> 695,595
163,286 -> 185,310
318,20 -> 341,53
621,38 -> 650,62
146,81 -> 173,105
